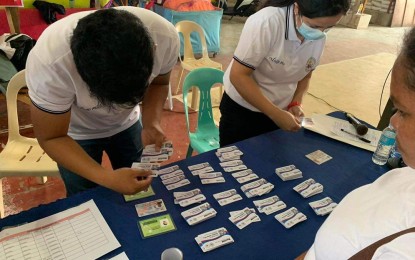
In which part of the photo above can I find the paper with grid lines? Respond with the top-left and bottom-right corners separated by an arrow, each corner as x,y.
0,200 -> 120,260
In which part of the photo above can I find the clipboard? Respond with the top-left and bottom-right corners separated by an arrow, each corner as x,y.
303,114 -> 382,152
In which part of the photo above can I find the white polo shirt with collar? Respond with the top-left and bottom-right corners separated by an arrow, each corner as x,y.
26,7 -> 179,140
223,5 -> 326,112
304,167 -> 415,259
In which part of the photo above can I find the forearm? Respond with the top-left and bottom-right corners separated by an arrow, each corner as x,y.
30,104 -> 152,195
229,61 -> 301,131
39,136 -> 112,186
231,74 -> 284,119
141,83 -> 168,127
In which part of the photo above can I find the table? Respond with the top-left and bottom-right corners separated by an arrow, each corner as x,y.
0,113 -> 388,260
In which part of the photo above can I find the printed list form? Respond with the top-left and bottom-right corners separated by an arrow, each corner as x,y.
0,200 -> 121,260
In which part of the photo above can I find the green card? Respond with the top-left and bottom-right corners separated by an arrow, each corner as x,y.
123,186 -> 155,202
138,214 -> 177,239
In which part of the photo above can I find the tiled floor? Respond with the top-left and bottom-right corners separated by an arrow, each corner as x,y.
0,16 -> 409,218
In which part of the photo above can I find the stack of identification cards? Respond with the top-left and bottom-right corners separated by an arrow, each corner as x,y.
232,169 -> 259,184
157,165 -> 190,191
195,227 -> 234,253
138,214 -> 176,239
158,165 -> 181,176
213,189 -> 243,206
135,199 -> 167,217
161,174 -> 191,191
229,207 -> 260,230
305,150 -> 332,165
309,197 -> 338,216
199,172 -> 225,184
274,207 -> 307,229
181,202 -> 217,226
132,162 -> 160,177
159,169 -> 185,183
275,165 -> 303,181
241,178 -> 274,198
141,141 -> 173,163
219,159 -> 247,173
253,195 -> 287,215
173,188 -> 206,207
124,186 -> 155,202
215,146 -> 243,162
293,178 -> 323,198
188,162 -> 214,176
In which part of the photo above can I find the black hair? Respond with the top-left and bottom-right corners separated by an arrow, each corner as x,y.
400,27 -> 415,91
71,8 -> 154,108
258,0 -> 350,18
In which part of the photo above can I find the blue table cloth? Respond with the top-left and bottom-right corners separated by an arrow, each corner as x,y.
0,112 -> 388,260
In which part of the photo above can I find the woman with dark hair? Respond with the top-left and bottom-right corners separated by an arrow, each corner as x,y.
299,27 -> 415,260
219,0 -> 350,146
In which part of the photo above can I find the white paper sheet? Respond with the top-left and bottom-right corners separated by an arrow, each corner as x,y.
304,114 -> 382,152
109,252 -> 129,260
0,200 -> 120,260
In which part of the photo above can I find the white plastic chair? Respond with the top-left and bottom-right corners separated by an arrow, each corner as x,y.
175,20 -> 223,109
0,70 -> 60,218
167,83 -> 173,110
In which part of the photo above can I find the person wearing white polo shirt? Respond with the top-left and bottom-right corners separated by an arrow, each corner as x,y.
26,7 -> 179,196
219,0 -> 350,146
297,27 -> 415,260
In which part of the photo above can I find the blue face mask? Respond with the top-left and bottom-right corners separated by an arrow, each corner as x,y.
297,16 -> 326,40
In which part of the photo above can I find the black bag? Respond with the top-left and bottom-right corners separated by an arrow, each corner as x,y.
5,34 -> 36,71
33,0 -> 66,25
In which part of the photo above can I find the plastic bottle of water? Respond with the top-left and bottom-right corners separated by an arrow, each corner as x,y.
386,141 -> 406,168
372,124 -> 396,165
389,142 -> 401,159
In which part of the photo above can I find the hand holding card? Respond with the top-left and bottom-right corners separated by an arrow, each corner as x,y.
108,167 -> 153,195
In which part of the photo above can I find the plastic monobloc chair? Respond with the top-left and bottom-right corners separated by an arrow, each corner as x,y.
175,20 -> 223,110
0,70 -> 60,218
182,67 -> 223,158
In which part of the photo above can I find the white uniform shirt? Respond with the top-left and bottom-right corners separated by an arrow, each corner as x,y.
26,7 -> 179,140
223,6 -> 325,112
305,167 -> 415,260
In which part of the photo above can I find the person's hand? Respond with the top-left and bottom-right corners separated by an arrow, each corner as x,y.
289,105 -> 305,121
141,124 -> 167,150
270,109 -> 301,132
105,168 -> 153,195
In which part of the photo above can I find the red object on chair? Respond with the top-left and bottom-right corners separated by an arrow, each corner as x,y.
0,0 -> 24,7
144,0 -> 154,9
0,8 -> 92,39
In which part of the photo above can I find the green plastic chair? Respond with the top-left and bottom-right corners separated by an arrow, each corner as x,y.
182,67 -> 223,158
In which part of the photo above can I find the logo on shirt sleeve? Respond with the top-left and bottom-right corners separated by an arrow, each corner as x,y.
305,57 -> 317,72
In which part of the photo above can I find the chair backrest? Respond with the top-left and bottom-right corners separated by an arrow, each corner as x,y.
182,67 -> 223,134
175,20 -> 209,61
6,69 -> 26,142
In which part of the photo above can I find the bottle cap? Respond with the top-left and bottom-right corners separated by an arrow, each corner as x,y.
161,248 -> 183,260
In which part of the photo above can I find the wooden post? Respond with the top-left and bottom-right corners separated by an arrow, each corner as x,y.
5,7 -> 20,34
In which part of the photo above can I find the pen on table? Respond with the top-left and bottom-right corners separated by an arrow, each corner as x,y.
340,129 -> 371,143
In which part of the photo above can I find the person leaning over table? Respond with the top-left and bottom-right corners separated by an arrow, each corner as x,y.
26,7 -> 180,196
296,27 -> 415,260
219,0 -> 350,147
